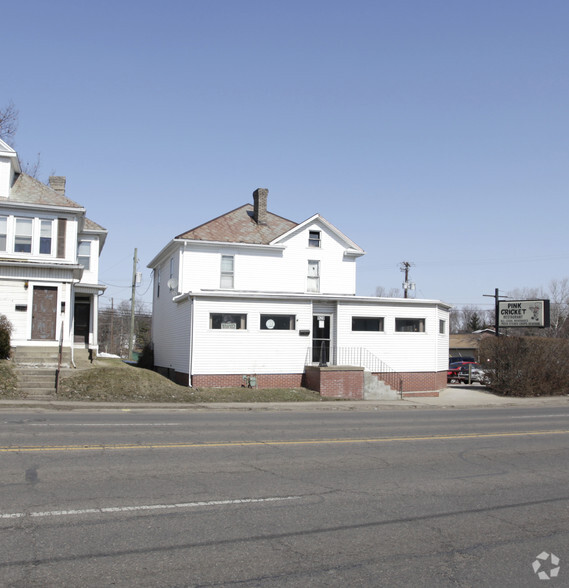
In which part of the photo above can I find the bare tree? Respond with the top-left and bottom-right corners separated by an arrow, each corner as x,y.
375,286 -> 401,298
547,278 -> 569,337
0,101 -> 18,145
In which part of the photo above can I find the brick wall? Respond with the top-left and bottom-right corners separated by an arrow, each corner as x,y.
159,368 -> 446,397
304,366 -> 364,399
191,373 -> 303,388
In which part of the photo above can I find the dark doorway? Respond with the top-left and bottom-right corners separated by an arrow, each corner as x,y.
312,315 -> 331,364
74,299 -> 91,344
32,286 -> 57,340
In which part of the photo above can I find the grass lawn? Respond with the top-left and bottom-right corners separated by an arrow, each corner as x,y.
56,358 -> 325,403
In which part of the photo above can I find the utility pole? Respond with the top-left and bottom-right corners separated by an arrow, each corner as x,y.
128,248 -> 138,361
400,261 -> 415,299
483,288 -> 509,337
110,297 -> 114,355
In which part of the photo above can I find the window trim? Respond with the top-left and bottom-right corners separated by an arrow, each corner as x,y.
0,215 -> 6,252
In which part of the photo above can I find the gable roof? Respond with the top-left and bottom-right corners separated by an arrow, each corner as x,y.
176,204 -> 298,244
271,213 -> 365,254
5,173 -> 84,209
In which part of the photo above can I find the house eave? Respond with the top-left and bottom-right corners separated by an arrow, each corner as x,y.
147,239 -> 286,269
0,200 -> 86,215
172,289 -> 451,309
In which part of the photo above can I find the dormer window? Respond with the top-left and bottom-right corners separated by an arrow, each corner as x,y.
309,230 -> 321,248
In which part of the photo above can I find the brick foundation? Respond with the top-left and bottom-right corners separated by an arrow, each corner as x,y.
156,366 -> 446,398
304,366 -> 364,399
191,373 -> 304,389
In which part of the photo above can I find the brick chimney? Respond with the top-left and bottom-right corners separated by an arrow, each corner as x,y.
253,188 -> 268,225
49,176 -> 66,196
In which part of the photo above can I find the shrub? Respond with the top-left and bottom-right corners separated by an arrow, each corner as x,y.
0,315 -> 13,360
479,336 -> 569,396
137,343 -> 154,370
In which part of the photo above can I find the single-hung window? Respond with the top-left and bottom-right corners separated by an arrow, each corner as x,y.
0,216 -> 7,252
220,255 -> 234,289
14,218 -> 32,253
40,220 -> 53,255
352,317 -> 384,331
309,230 -> 321,248
261,314 -> 295,330
78,241 -> 91,270
307,260 -> 320,293
439,319 -> 445,334
395,318 -> 425,332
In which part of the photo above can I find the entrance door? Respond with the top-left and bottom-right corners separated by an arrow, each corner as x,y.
32,286 -> 57,340
74,299 -> 91,344
312,315 -> 331,364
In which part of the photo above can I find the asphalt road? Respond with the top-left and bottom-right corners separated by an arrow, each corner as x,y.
0,407 -> 568,587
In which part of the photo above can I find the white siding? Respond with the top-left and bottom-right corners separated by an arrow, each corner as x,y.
151,258 -> 191,375
77,235 -> 100,284
178,221 -> 356,295
336,301 -> 448,372
0,156 -> 11,199
192,297 -> 311,374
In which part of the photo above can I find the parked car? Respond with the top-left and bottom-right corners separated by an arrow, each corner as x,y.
457,363 -> 486,384
447,361 -> 476,383
449,356 -> 475,365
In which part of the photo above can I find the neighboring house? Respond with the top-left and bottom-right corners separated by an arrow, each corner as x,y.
0,139 -> 107,358
449,331 -> 495,363
149,189 -> 450,396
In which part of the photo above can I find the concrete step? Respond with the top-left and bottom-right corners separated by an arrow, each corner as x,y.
18,387 -> 56,397
363,371 -> 400,400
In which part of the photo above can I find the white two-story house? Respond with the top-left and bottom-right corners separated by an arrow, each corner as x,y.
0,139 -> 107,359
149,188 -> 450,396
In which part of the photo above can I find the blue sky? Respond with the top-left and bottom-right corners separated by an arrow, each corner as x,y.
4,0 -> 568,312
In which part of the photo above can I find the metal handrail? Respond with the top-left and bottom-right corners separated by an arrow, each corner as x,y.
305,346 -> 403,395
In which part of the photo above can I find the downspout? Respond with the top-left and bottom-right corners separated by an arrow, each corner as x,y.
188,295 -> 194,387
70,277 -> 76,368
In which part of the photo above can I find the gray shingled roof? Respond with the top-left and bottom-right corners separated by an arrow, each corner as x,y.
84,217 -> 107,232
176,204 -> 297,244
4,173 -> 83,208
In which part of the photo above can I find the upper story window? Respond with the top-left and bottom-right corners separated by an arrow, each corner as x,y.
439,319 -> 446,334
1,216 -> 55,256
352,317 -> 384,331
40,220 -> 53,255
307,260 -> 320,293
156,268 -> 161,298
395,318 -> 425,332
220,255 -> 234,289
0,216 -> 6,251
169,257 -> 174,279
14,218 -> 33,253
309,230 -> 321,248
78,241 -> 91,270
